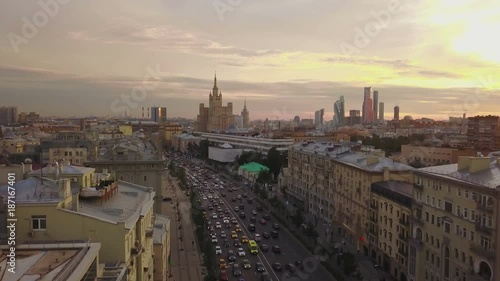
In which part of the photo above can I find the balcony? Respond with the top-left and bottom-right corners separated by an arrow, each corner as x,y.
146,227 -> 154,237
131,241 -> 142,255
398,247 -> 407,256
477,202 -> 494,213
398,233 -> 408,242
399,218 -> 409,226
475,223 -> 493,235
413,183 -> 423,190
470,243 -> 495,259
410,215 -> 424,226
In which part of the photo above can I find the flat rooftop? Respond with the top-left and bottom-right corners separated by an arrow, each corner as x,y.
93,136 -> 161,161
0,242 -> 101,281
0,177 -> 79,204
153,214 -> 171,244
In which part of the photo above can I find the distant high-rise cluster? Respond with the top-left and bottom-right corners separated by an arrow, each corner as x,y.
362,87 -> 375,124
378,102 -> 384,123
394,105 -> 400,121
151,107 -> 167,123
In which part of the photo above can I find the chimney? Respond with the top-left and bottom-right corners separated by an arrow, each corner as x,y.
59,178 -> 71,200
72,192 -> 80,212
457,156 -> 471,170
383,166 -> 390,181
469,157 -> 491,173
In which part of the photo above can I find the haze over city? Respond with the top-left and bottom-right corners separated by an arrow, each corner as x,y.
1,0 -> 499,120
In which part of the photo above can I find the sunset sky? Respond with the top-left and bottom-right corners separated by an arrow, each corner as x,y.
1,0 -> 499,120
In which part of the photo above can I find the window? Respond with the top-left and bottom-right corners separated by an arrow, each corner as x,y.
32,215 -> 47,230
425,212 -> 429,222
488,216 -> 493,227
426,195 -> 430,204
471,210 -> 476,222
437,199 -> 442,209
456,225 -> 460,235
464,190 -> 469,199
444,222 -> 451,233
464,208 -> 468,219
456,206 -> 461,216
431,215 -> 435,225
462,228 -> 467,239
457,189 -> 462,197
445,201 -> 453,212
436,239 -> 440,248
144,176 -> 147,181
470,231 -> 474,241
432,197 -> 435,206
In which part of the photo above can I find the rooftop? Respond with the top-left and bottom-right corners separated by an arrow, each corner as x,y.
0,242 -> 101,281
28,162 -> 95,176
153,214 -> 171,244
239,162 -> 269,173
93,136 -> 161,161
0,177 -> 79,204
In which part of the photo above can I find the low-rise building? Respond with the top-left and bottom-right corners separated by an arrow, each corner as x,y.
238,162 -> 269,182
208,144 -> 243,163
409,155 -> 500,281
401,145 -> 477,167
200,133 -> 294,154
172,133 -> 201,153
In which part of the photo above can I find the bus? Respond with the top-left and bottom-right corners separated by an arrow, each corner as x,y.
248,240 -> 258,254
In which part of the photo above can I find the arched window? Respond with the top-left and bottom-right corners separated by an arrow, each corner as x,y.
416,228 -> 423,240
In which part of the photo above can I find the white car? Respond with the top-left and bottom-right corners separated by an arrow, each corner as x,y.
223,219 -> 230,224
216,222 -> 222,229
254,234 -> 262,241
220,231 -> 227,238
237,248 -> 246,257
211,236 -> 218,244
215,246 -> 222,255
212,214 -> 218,219
202,197 -> 207,200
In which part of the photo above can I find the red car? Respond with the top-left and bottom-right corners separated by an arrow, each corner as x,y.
260,219 -> 266,225
220,269 -> 229,281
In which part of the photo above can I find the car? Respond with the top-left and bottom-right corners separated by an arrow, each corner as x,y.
238,247 -> 246,256
241,236 -> 248,243
237,195 -> 242,200
231,231 -> 238,239
256,206 -> 263,211
225,224 -> 231,228
215,246 -> 222,255
239,212 -> 246,219
223,219 -> 230,224
219,213 -> 224,218
261,273 -> 272,281
271,230 -> 279,238
254,234 -> 262,241
250,216 -> 256,223
259,219 -> 266,225
260,244 -> 269,252
272,245 -> 281,253
224,210 -> 229,214
221,193 -> 226,197
220,258 -> 227,269
247,198 -> 253,204
252,210 -> 257,215
248,224 -> 255,231
232,219 -> 238,224
239,204 -> 245,210
220,269 -> 229,281
295,260 -> 304,270
234,239 -> 242,247
235,207 -> 240,211
228,250 -> 236,262
272,262 -> 283,271
217,207 -> 223,212
212,214 -> 218,219
233,264 -> 242,276
286,263 -> 296,272
211,237 -> 218,244
220,231 -> 227,238
262,232 -> 270,239
235,225 -> 242,232
208,206 -> 213,210
263,214 -> 270,220
231,198 -> 237,202
273,223 -> 280,230
242,259 -> 251,269
216,222 -> 222,229
255,262 -> 265,272
223,239 -> 231,247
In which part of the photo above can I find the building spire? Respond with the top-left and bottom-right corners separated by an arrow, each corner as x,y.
244,98 -> 247,109
214,71 -> 217,87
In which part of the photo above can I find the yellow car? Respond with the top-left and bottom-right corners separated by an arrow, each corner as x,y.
231,231 -> 238,239
241,235 -> 248,243
235,225 -> 242,232
219,258 -> 226,269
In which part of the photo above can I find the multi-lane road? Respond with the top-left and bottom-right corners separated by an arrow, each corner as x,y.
169,152 -> 336,281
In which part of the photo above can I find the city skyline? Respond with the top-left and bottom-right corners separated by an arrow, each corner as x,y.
1,0 -> 499,120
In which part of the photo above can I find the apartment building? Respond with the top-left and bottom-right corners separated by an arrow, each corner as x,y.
41,131 -> 99,164
409,156 -> 500,281
172,133 -> 201,153
288,141 -> 414,252
401,145 -> 477,167
153,214 -> 171,281
369,181 -> 413,281
85,136 -> 166,213
467,115 -> 500,151
0,176 -> 158,281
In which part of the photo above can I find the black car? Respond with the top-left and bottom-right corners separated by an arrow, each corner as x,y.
295,260 -> 304,270
221,193 -> 226,197
286,263 -> 296,272
247,198 -> 253,204
271,230 -> 279,238
272,262 -> 283,271
239,212 -> 246,219
248,224 -> 256,231
228,250 -> 236,262
263,214 -> 270,220
262,232 -> 270,238
233,264 -> 242,276
231,198 -> 237,202
250,217 -> 256,223
260,244 -> 269,252
223,239 -> 231,247
273,223 -> 280,230
272,245 -> 281,254
261,273 -> 272,281
255,262 -> 265,272
234,239 -> 242,247
256,206 -> 263,211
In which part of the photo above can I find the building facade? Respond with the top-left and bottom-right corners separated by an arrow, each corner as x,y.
466,115 -> 500,151
373,90 -> 379,123
334,96 -> 345,127
315,109 -> 325,129
0,106 -> 18,125
197,74 -> 235,132
394,106 -> 400,121
379,102 -> 385,124
151,107 -> 167,123
401,145 -> 477,167
409,156 -> 500,281
241,99 -> 250,128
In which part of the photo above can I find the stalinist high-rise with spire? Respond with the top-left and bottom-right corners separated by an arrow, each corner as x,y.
196,73 -> 234,132
241,99 -> 250,128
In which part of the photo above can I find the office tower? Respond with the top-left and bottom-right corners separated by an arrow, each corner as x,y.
150,107 -> 167,123
346,109 -> 361,126
394,105 -> 400,121
333,96 -> 345,127
241,99 -> 249,128
378,102 -> 384,123
0,106 -> 18,125
373,90 -> 378,123
196,73 -> 235,132
362,87 -> 371,123
315,109 -> 324,129
466,115 -> 500,151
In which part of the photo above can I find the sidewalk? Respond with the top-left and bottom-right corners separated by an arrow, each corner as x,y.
162,172 -> 203,281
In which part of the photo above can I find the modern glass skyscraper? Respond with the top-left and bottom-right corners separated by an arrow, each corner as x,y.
373,90 -> 378,123
334,96 -> 345,127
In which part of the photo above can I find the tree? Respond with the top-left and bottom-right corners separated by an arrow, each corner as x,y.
256,170 -> 273,184
265,147 -> 283,179
198,139 -> 210,159
291,209 -> 304,228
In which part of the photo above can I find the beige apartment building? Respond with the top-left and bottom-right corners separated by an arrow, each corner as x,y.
287,141 -> 413,252
409,156 -> 500,281
370,181 -> 413,281
401,144 -> 476,167
0,175 -> 164,281
85,136 -> 167,213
